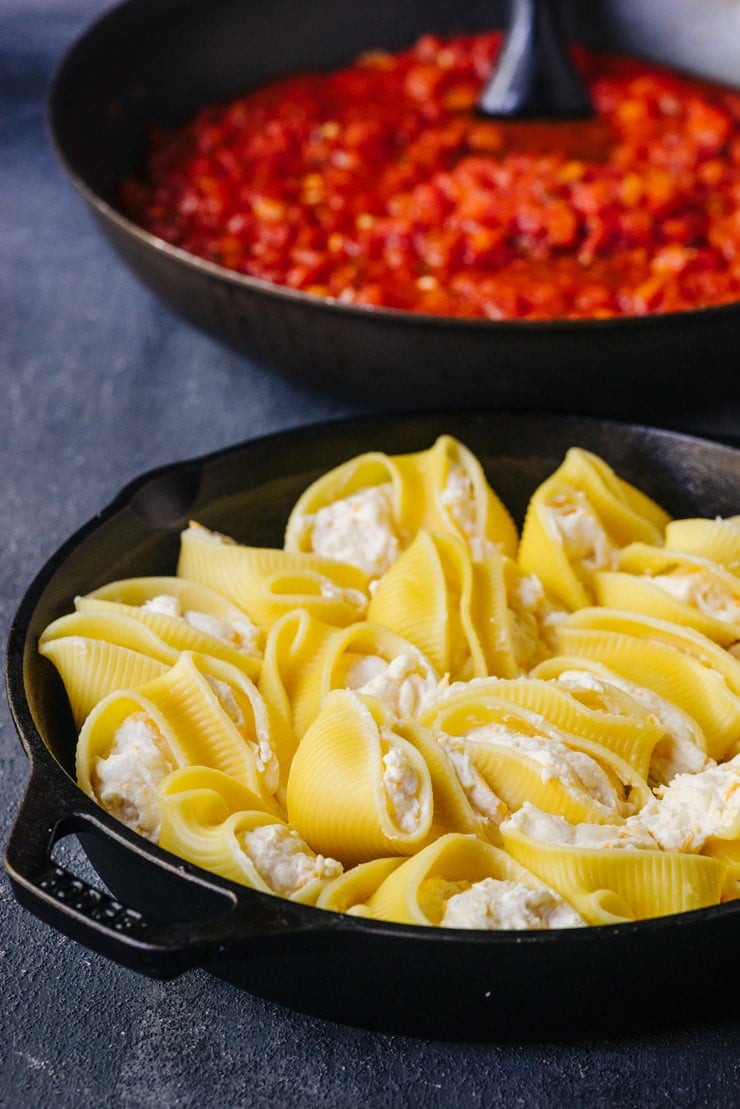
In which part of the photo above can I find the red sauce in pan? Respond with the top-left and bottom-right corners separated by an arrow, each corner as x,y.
121,32 -> 740,320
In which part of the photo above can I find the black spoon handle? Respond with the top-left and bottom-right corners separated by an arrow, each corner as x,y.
479,0 -> 592,119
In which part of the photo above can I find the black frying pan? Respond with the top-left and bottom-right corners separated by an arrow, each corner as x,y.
5,411 -> 740,1040
48,0 -> 740,416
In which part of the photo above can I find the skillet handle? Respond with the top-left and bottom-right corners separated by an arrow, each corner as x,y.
5,753 -> 336,979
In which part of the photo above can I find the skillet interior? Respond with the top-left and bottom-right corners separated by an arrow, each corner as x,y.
47,0 -> 740,413
7,410 -> 740,1038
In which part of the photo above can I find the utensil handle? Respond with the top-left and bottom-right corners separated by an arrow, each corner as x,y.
479,0 -> 592,119
5,752 -> 332,978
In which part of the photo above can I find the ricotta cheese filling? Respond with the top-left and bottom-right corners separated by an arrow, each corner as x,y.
438,736 -> 509,824
509,572 -> 566,669
547,492 -> 616,577
205,675 -> 280,794
631,754 -> 740,852
240,824 -> 342,895
648,568 -> 740,625
465,722 -> 623,815
91,711 -> 176,841
142,593 -> 261,654
305,483 -> 401,578
503,803 -> 660,851
440,876 -> 584,930
381,739 -> 427,834
344,651 -> 446,719
440,463 -> 497,561
554,667 -> 709,784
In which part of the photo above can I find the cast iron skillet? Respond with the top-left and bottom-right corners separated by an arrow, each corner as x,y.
5,411 -> 740,1040
48,0 -> 740,416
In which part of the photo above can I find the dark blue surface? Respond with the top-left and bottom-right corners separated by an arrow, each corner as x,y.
2,3 -> 739,1105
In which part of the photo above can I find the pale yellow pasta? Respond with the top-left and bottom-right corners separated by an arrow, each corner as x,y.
664,516 -> 740,574
594,542 -> 740,647
557,609 -> 740,760
259,610 -> 445,738
530,655 -> 710,785
43,436 -> 737,930
177,521 -> 370,628
39,610 -> 175,726
421,689 -> 652,825
501,807 -> 725,925
364,832 -> 584,928
76,575 -> 262,679
158,766 -> 342,904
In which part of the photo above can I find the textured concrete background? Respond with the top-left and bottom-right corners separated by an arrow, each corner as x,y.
2,2 -> 739,1105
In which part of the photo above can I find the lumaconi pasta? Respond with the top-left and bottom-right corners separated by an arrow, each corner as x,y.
40,435 -> 740,930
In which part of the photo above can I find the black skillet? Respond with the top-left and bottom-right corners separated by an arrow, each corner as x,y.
5,411 -> 740,1039
48,0 -> 740,417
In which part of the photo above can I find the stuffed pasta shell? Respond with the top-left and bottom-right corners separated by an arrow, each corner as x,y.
557,608 -> 740,759
39,610 -> 174,727
421,690 -> 652,826
595,542 -> 740,647
501,803 -> 726,925
663,516 -> 740,574
259,610 -> 447,737
530,655 -> 710,785
76,574 -> 262,677
517,449 -> 669,610
177,521 -> 370,628
158,766 -> 342,903
283,435 -> 517,578
363,832 -> 584,929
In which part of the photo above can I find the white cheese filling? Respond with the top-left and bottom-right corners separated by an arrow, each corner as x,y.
240,824 -> 342,895
440,463 -> 497,561
631,754 -> 740,852
465,722 -> 623,815
438,736 -> 508,824
91,711 -> 176,841
649,568 -> 740,625
553,667 -> 709,784
547,492 -> 616,576
440,876 -> 584,930
142,593 -> 261,654
503,803 -> 659,851
381,740 -> 427,834
305,483 -> 401,578
344,651 -> 446,719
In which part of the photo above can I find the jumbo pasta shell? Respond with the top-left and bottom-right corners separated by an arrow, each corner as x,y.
664,517 -> 740,574
78,575 -> 262,679
599,542 -> 740,645
265,612 -> 444,738
158,766 -> 340,904
286,689 -> 434,866
367,530 -> 486,680
413,435 -> 518,560
465,676 -> 662,781
315,857 -> 405,916
501,819 -> 725,925
39,611 -> 175,726
138,652 -> 292,811
364,832 -> 564,927
517,479 -> 612,610
177,522 -> 369,628
422,688 -> 651,822
76,688 -> 182,840
551,447 -> 669,545
530,655 -> 709,785
555,619 -> 740,761
283,450 -> 425,573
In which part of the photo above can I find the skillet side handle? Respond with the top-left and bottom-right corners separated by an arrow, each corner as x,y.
4,757 -> 329,979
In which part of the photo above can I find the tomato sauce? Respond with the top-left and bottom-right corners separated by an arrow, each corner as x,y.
121,32 -> 740,320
